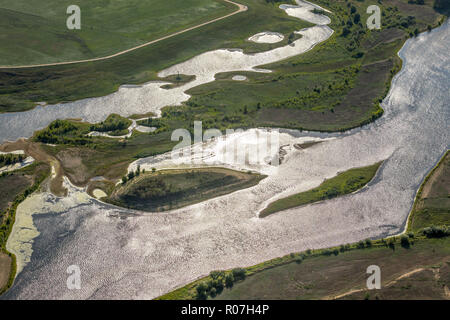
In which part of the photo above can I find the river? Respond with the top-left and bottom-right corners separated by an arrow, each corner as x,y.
1,5 -> 449,300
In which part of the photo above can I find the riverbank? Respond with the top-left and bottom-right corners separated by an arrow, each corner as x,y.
159,151 -> 450,300
0,162 -> 50,295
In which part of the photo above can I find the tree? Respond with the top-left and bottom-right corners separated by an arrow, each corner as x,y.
231,268 -> 246,281
225,273 -> 234,288
400,235 -> 410,248
342,27 -> 351,37
196,283 -> 207,300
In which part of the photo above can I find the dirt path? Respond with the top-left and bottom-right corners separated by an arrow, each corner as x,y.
327,268 -> 426,300
0,0 -> 247,69
0,139 -> 66,196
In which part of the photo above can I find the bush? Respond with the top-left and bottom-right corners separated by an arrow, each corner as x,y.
196,283 -> 207,300
422,225 -> 449,238
231,268 -> 246,281
357,240 -> 365,249
225,273 -> 234,288
388,239 -> 395,250
400,235 -> 410,248
210,270 -> 225,280
365,239 -> 372,247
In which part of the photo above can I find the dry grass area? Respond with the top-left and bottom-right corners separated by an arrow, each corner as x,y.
409,151 -> 450,232
339,262 -> 450,300
0,139 -> 66,196
0,252 -> 11,292
215,238 -> 450,300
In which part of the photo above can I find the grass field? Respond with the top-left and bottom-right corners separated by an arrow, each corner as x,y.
106,167 -> 266,212
0,0 -> 308,112
1,0 -> 443,134
260,162 -> 382,217
159,150 -> 449,300
0,0 -> 235,66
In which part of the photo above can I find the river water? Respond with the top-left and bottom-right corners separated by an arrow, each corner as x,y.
1,6 -> 449,299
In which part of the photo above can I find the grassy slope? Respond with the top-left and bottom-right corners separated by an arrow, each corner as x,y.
0,0 -> 235,65
159,151 -> 450,300
408,151 -> 450,232
106,168 -> 266,212
1,1 -> 443,133
260,162 -> 382,217
0,0 -> 308,112
216,238 -> 450,300
186,0 -> 444,131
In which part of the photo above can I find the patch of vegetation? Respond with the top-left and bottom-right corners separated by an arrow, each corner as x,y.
34,119 -> 91,145
407,151 -> 449,232
159,235 -> 450,300
106,168 -> 266,212
0,0 -> 236,66
260,162 -> 382,217
0,153 -> 25,167
137,117 -> 169,134
89,114 -> 132,136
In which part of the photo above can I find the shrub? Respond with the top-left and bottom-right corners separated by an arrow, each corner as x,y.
365,239 -> 372,247
231,268 -> 246,281
400,235 -> 410,248
388,239 -> 395,250
210,270 -> 225,280
225,273 -> 234,288
196,283 -> 207,300
422,225 -> 449,238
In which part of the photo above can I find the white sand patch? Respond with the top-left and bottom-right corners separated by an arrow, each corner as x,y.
159,26 -> 332,85
0,150 -> 34,174
88,119 -> 141,139
280,0 -> 331,25
135,125 -> 157,133
249,32 -> 284,43
130,129 -> 332,177
232,75 -> 247,81
93,189 -> 107,199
